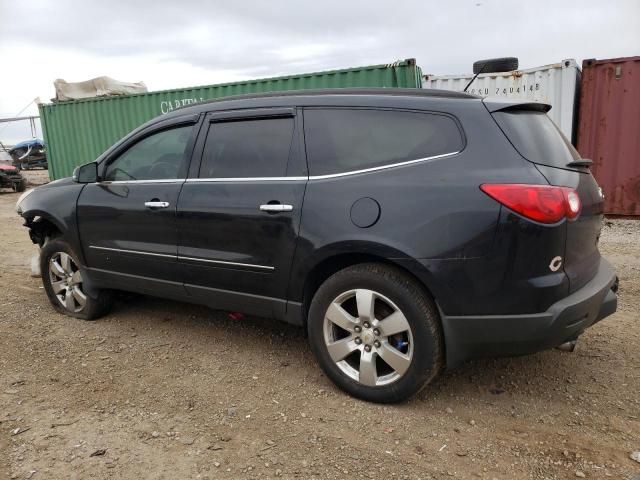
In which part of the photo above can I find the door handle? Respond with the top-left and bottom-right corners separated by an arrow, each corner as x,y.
260,204 -> 293,212
145,201 -> 170,208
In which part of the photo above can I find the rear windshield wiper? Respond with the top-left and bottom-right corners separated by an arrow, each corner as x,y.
566,159 -> 593,168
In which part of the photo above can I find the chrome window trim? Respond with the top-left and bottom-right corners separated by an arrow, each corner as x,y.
98,179 -> 183,185
307,151 -> 460,180
186,177 -> 306,183
88,246 -> 274,271
185,151 -> 460,183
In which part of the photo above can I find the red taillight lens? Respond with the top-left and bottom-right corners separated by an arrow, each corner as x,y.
480,184 -> 581,224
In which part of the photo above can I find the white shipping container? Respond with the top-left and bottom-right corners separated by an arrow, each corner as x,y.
422,59 -> 581,142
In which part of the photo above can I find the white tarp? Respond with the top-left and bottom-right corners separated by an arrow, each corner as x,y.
54,76 -> 147,101
0,150 -> 12,162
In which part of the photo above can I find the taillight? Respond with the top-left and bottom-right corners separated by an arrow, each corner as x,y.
563,189 -> 581,219
480,184 -> 581,224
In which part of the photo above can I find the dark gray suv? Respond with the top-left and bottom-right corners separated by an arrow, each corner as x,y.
16,89 -> 618,402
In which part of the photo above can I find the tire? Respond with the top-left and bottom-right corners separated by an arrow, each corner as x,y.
473,57 -> 518,74
40,239 -> 113,320
13,181 -> 25,193
307,263 -> 444,403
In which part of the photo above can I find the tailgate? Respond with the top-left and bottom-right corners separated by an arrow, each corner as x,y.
490,104 -> 604,293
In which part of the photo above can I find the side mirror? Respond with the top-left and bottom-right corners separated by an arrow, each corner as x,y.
72,162 -> 99,183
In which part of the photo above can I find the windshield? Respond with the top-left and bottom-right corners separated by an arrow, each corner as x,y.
493,110 -> 581,169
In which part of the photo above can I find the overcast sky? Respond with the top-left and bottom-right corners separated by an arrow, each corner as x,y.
1,0 -> 638,143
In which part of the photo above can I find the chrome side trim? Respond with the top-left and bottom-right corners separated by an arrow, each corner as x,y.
179,256 -> 275,271
185,151 -> 460,183
88,246 -> 275,271
89,246 -> 175,259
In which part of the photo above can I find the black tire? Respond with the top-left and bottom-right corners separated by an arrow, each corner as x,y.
13,181 -> 25,193
307,263 -> 444,403
473,57 -> 518,74
40,238 -> 113,320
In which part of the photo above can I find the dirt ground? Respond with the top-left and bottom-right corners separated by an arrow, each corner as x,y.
1,172 -> 639,480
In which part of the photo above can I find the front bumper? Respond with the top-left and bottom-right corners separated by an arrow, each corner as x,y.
442,257 -> 618,368
1,175 -> 23,186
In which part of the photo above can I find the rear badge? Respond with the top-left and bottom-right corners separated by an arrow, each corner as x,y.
549,256 -> 563,272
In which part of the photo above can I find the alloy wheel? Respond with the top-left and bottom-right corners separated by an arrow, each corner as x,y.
322,289 -> 413,387
48,252 -> 86,313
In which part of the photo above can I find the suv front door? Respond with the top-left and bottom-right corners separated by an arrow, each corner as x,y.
77,115 -> 200,297
176,108 -> 306,319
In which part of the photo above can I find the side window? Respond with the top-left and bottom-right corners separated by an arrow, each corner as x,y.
303,108 -> 464,176
104,125 -> 193,181
199,117 -> 294,178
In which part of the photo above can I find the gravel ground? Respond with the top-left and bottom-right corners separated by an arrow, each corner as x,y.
1,183 -> 639,480
20,169 -> 50,187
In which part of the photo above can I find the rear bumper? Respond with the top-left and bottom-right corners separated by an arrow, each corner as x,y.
442,257 -> 618,368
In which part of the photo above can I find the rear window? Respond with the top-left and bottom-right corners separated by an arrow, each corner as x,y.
304,108 -> 463,176
493,110 -> 581,168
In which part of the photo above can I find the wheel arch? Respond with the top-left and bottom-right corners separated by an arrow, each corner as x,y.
22,210 -> 66,246
293,243 -> 444,328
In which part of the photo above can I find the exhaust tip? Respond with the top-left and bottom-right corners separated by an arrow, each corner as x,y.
557,340 -> 578,353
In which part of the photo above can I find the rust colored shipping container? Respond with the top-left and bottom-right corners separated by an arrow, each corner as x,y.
577,56 -> 640,216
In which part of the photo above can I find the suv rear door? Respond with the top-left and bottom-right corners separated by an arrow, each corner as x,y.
176,108 -> 306,318
490,103 -> 604,292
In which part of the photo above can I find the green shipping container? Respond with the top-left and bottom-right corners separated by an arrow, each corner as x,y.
39,59 -> 422,179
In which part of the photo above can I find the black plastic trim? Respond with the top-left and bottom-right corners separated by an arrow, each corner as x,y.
441,258 -> 617,368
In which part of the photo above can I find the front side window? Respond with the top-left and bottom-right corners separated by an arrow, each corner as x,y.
303,108 -> 464,176
104,125 -> 193,181
199,117 -> 294,178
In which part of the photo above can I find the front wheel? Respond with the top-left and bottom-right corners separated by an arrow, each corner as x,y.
307,263 -> 444,403
40,239 -> 113,320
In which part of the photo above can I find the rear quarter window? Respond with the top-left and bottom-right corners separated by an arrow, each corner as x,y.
493,110 -> 581,168
303,108 -> 463,176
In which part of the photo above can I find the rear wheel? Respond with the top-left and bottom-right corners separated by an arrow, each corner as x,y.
308,263 -> 443,403
40,239 -> 113,320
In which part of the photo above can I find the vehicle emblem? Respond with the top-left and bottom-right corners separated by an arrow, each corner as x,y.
549,256 -> 563,272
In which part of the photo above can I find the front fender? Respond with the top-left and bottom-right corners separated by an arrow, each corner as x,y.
18,178 -> 86,262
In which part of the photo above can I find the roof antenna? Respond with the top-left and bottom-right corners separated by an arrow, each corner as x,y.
463,62 -> 488,92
